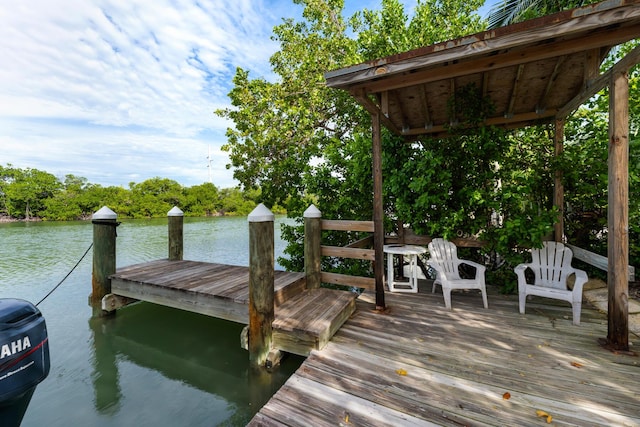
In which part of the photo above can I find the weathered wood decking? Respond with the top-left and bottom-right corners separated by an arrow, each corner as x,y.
251,283 -> 640,426
108,259 -> 356,356
110,259 -> 305,323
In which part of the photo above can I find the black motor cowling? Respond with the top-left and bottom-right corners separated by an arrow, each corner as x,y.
0,299 -> 50,427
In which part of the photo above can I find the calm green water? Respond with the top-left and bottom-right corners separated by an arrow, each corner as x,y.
0,216 -> 303,426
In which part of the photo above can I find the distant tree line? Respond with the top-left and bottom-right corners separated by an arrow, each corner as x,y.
0,164 -> 277,221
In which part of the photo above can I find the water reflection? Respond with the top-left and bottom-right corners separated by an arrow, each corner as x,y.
88,302 -> 302,424
89,314 -> 121,414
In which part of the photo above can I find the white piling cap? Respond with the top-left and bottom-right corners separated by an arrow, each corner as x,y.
248,203 -> 274,222
168,206 -> 184,217
304,204 -> 321,218
92,206 -> 117,220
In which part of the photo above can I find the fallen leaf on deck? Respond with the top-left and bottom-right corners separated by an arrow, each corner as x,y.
395,368 -> 407,376
536,409 -> 553,423
502,392 -> 511,400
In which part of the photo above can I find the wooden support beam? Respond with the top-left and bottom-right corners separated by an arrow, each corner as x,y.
606,68 -> 630,352
352,89 -> 400,134
449,79 -> 457,124
372,112 -> 386,310
418,84 -> 432,129
400,109 -> 557,137
481,71 -> 489,98
506,64 -> 525,118
537,56 -> 567,114
554,119 -> 565,242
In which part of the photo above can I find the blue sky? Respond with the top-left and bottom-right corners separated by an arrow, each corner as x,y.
0,0 -> 497,189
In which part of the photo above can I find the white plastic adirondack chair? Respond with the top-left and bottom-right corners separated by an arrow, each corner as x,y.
427,238 -> 488,310
514,241 -> 588,325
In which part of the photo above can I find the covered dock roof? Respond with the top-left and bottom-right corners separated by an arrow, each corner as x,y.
325,0 -> 640,351
326,0 -> 640,137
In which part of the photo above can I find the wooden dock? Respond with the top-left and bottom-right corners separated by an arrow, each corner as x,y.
250,283 -> 640,426
108,259 -> 356,356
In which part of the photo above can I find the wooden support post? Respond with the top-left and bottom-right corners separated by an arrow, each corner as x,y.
554,118 -> 565,242
372,112 -> 386,310
248,203 -> 276,368
168,206 -> 184,261
90,206 -> 118,317
606,69 -> 629,351
304,205 -> 322,290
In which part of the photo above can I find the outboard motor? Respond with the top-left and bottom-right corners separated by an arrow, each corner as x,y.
0,299 -> 50,427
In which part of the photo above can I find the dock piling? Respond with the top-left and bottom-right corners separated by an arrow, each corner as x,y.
248,204 -> 276,368
90,206 -> 119,316
168,206 -> 184,261
304,205 -> 322,290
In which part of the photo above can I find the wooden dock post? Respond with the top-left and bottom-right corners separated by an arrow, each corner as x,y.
90,206 -> 119,316
168,206 -> 184,261
248,204 -> 276,368
304,205 -> 321,290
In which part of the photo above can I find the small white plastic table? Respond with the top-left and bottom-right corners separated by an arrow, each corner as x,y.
383,244 -> 427,293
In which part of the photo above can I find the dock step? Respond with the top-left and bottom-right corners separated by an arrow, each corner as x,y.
273,288 -> 357,356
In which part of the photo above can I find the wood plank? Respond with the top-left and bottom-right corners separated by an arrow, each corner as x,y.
273,288 -> 356,356
110,260 -> 306,325
321,272 -> 375,289
110,275 -> 249,323
321,245 -> 375,261
321,219 -> 374,232
567,243 -> 635,281
254,286 -> 640,426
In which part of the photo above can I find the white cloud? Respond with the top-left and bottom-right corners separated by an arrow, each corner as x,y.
0,0 -> 290,188
0,0 -> 488,189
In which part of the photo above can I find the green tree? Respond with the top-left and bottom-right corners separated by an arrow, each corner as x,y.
487,0 -> 596,29
183,182 -> 220,216
127,178 -> 185,218
218,187 -> 259,216
2,166 -> 61,219
43,175 -> 84,220
217,0 -> 488,275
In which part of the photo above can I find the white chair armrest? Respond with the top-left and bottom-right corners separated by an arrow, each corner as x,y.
514,263 -> 530,285
571,269 -> 588,293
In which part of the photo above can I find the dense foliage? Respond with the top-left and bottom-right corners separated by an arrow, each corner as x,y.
0,164 -> 271,221
487,0 -> 597,29
217,0 -> 639,292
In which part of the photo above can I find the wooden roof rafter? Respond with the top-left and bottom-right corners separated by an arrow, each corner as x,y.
505,64 -> 525,119
418,84 -> 433,130
536,55 -> 568,114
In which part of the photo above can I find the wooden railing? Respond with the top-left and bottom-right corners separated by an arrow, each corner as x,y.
304,206 -> 376,291
567,244 -> 635,281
